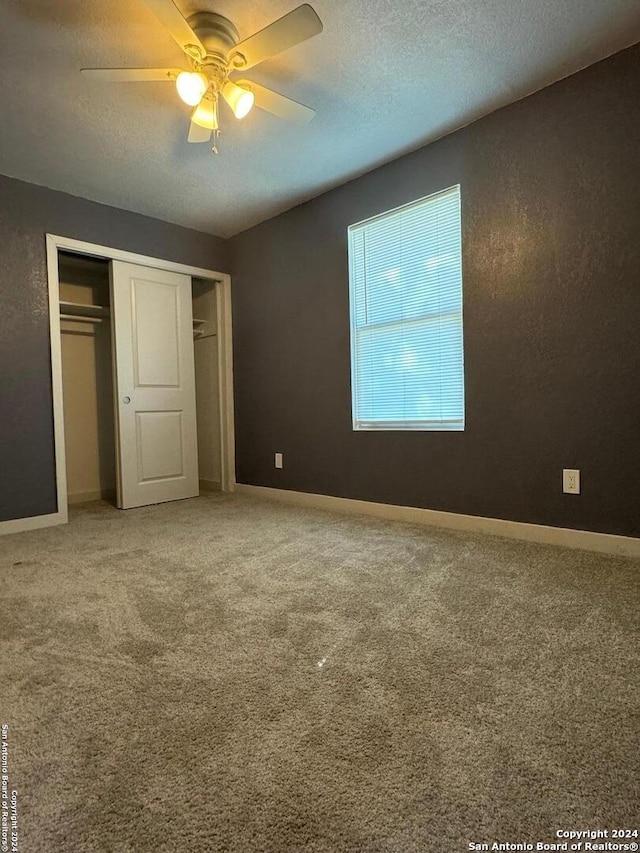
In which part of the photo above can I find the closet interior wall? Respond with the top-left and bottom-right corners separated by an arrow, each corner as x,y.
58,251 -> 115,505
193,277 -> 222,492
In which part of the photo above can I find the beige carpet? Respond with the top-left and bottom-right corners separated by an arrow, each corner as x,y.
1,494 -> 638,852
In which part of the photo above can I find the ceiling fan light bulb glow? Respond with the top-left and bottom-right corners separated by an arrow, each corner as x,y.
222,80 -> 254,119
176,71 -> 208,106
192,97 -> 219,130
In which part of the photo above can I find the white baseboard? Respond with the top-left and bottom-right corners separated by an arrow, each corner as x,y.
234,484 -> 640,559
0,510 -> 67,537
200,478 -> 222,492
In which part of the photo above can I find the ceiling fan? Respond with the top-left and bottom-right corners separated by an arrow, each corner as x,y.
81,0 -> 323,151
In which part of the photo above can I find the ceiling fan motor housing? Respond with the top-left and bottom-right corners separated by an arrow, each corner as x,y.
188,12 -> 239,59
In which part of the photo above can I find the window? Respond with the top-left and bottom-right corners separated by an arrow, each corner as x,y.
348,185 -> 464,431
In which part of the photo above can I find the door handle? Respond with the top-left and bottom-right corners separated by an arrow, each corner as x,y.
122,396 -> 131,404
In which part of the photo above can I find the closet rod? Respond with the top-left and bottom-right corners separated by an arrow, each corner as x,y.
60,314 -> 104,325
59,300 -> 109,320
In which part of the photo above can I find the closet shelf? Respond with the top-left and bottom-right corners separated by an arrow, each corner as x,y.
192,318 -> 207,326
60,301 -> 110,320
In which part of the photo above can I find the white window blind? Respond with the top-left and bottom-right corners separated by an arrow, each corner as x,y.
348,185 -> 464,431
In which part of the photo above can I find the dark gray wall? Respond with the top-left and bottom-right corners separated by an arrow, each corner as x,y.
230,43 -> 640,538
0,176 -> 229,522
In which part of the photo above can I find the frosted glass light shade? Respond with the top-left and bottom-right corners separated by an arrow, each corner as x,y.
222,80 -> 254,119
191,97 -> 219,130
176,72 -> 208,106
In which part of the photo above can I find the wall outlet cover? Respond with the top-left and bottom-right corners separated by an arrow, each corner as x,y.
563,468 -> 580,495
275,452 -> 283,469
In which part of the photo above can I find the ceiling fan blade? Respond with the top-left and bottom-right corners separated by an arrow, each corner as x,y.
81,68 -> 183,82
143,0 -> 206,60
188,121 -> 212,143
229,4 -> 323,70
237,80 -> 315,123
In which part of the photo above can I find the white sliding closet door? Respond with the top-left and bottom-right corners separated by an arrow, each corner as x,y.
110,261 -> 199,509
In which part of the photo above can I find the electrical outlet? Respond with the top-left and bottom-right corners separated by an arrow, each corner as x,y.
563,469 -> 580,495
274,452 -> 283,469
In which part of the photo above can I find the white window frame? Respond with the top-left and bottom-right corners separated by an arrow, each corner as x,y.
348,185 -> 465,432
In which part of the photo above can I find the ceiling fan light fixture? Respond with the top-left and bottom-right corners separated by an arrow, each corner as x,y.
221,80 -> 254,119
81,3 -> 324,150
191,96 -> 219,130
176,71 -> 208,106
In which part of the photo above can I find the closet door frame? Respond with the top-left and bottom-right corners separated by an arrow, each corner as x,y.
42,233 -> 234,530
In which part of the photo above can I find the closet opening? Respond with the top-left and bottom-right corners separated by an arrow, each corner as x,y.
59,251 -> 116,506
55,245 -> 232,516
192,277 -> 222,494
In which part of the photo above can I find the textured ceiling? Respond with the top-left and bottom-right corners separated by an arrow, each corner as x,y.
1,0 -> 639,237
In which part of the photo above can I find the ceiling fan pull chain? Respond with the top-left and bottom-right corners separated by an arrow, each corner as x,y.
211,129 -> 220,155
